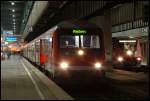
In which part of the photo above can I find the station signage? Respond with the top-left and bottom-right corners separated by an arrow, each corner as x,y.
3,30 -> 13,35
5,36 -> 17,42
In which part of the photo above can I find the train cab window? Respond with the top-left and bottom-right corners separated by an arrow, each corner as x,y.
119,40 -> 137,55
60,35 -> 100,48
60,36 -> 79,48
81,35 -> 100,48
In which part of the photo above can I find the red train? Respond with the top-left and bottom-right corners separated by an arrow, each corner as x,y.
23,20 -> 107,80
112,37 -> 142,66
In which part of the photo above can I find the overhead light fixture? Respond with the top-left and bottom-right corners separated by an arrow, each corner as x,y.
128,36 -> 134,38
11,2 -> 15,6
12,15 -> 15,17
12,9 -> 15,12
119,40 -> 136,43
13,19 -> 15,21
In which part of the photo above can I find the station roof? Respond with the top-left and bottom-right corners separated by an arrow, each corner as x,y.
57,19 -> 100,29
1,1 -> 25,35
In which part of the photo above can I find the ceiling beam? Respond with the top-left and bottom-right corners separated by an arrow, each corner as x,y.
22,1 -> 49,39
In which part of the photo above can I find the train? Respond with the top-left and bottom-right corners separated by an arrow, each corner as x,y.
23,20 -> 107,80
112,37 -> 142,67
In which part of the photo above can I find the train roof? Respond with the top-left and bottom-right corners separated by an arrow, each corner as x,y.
56,19 -> 100,29
27,20 -> 101,43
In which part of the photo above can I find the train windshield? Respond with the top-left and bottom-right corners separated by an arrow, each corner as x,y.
119,40 -> 137,55
60,35 -> 100,48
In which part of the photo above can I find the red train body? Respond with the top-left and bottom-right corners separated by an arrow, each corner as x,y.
23,20 -> 107,79
112,37 -> 142,66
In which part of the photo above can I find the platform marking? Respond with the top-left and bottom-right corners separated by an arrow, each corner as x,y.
21,61 -> 45,100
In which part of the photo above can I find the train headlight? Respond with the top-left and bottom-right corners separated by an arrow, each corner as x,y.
117,56 -> 123,62
126,50 -> 133,56
94,62 -> 102,69
136,57 -> 141,61
78,50 -> 84,55
60,62 -> 69,70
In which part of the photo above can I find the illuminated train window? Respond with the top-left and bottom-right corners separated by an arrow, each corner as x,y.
60,35 -> 79,48
81,35 -> 100,48
60,35 -> 100,48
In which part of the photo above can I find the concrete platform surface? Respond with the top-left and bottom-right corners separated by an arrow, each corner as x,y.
1,55 -> 73,100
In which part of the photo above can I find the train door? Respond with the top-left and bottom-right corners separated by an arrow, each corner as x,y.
44,36 -> 52,73
31,43 -> 35,62
40,36 -> 51,70
35,40 -> 40,65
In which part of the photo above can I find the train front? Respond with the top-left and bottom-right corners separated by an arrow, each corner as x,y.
113,39 -> 142,66
55,28 -> 106,78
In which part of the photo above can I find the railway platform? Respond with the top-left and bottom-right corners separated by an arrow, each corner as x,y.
1,55 -> 73,100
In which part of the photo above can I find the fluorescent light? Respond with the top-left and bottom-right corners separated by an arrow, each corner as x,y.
13,19 -> 15,21
129,36 -> 134,38
12,15 -> 15,17
11,2 -> 15,6
119,40 -> 136,43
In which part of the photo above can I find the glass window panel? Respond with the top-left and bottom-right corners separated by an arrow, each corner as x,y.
60,35 -> 100,49
60,36 -> 79,48
81,35 -> 100,48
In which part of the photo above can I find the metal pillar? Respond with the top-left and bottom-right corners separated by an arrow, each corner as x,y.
103,9 -> 112,63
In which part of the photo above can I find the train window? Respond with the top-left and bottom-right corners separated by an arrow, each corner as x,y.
60,35 -> 100,48
41,39 -> 51,54
119,40 -> 137,55
81,35 -> 100,48
60,35 -> 79,48
35,41 -> 40,63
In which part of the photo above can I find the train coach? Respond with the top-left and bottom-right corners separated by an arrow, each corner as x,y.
23,20 -> 107,80
112,37 -> 142,67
